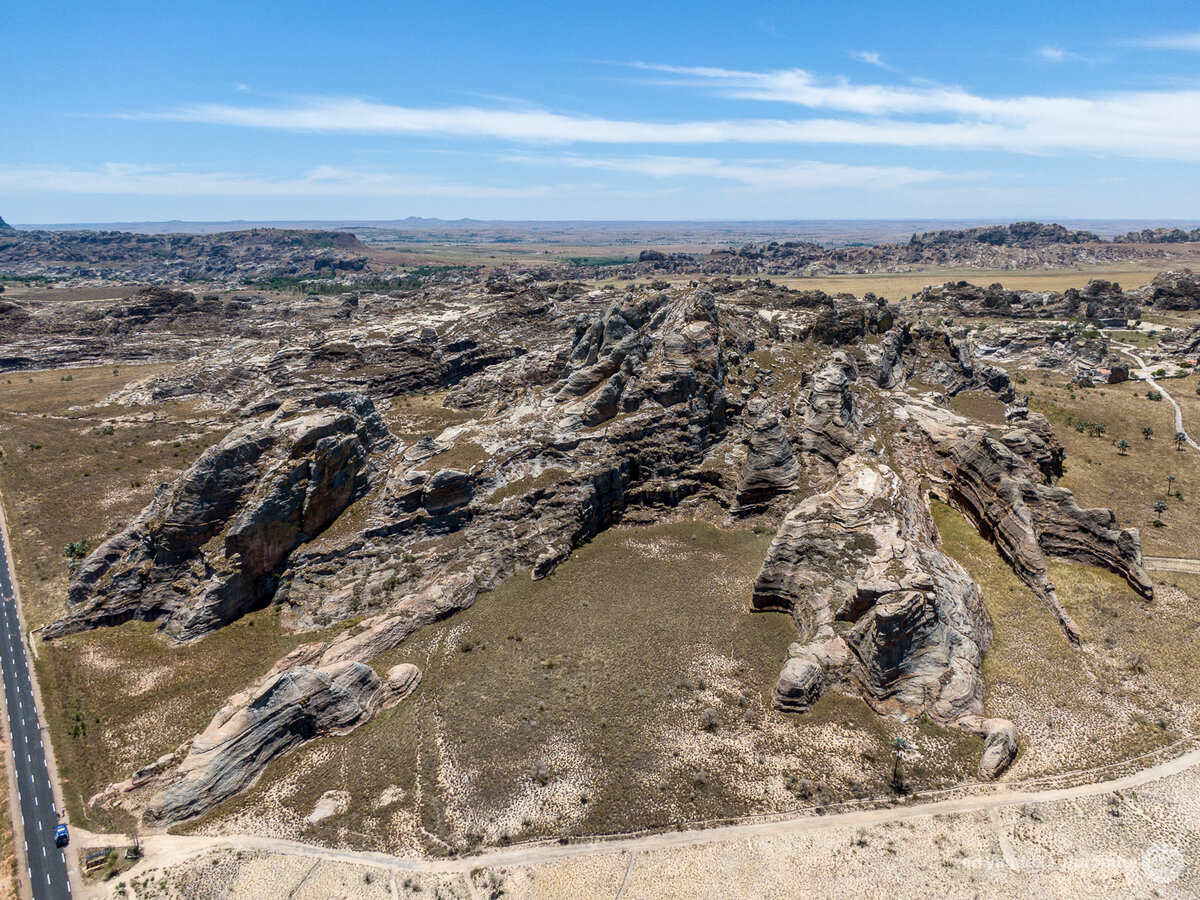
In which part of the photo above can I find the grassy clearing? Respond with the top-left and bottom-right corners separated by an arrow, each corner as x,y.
488,467 -> 569,502
947,390 -> 1009,426
1107,329 -> 1160,347
932,500 -> 1199,777
1023,374 -> 1200,557
0,364 -> 232,629
381,390 -> 481,443
772,263 -> 1189,301
187,521 -> 979,853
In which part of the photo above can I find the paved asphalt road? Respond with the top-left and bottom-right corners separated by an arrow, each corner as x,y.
0,527 -> 72,897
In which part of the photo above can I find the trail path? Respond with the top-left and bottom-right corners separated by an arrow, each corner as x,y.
77,739 -> 1200,892
1113,344 -> 1200,451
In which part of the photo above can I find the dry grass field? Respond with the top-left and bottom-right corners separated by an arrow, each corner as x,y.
0,364 -> 264,829
181,522 -> 983,854
1020,372 -> 1200,557
932,501 -> 1200,776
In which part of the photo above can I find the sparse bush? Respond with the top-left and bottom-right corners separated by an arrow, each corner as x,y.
700,707 -> 721,732
63,538 -> 90,572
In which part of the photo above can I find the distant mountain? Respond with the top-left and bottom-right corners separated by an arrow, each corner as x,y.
0,216 -> 14,231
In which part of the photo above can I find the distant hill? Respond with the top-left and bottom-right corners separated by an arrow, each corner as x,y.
0,216 -> 14,231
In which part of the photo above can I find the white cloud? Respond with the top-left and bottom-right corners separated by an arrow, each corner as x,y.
0,163 -> 554,199
140,85 -> 1200,162
851,51 -> 898,72
1037,45 -> 1084,63
1135,32 -> 1200,51
504,154 -> 951,189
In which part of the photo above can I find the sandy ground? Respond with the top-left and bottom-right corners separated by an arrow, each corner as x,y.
88,743 -> 1200,899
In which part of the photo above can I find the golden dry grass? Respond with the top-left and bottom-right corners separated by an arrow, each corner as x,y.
1022,373 -> 1200,557
932,500 -> 1200,777
0,365 -> 229,628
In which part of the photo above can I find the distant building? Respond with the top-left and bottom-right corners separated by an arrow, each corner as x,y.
1099,317 -> 1128,328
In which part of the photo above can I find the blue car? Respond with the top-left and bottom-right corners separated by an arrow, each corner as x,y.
53,824 -> 68,848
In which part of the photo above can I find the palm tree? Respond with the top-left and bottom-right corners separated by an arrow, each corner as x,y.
1117,439 -> 1131,455
1154,500 -> 1168,525
1143,426 -> 1154,440
1176,432 -> 1187,451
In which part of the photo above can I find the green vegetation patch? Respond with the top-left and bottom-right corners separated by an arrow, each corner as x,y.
1026,374 -> 1200,557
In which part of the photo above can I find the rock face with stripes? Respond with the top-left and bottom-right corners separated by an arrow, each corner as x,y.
899,397 -> 1154,643
752,455 -> 1015,776
143,659 -> 418,826
46,392 -> 390,643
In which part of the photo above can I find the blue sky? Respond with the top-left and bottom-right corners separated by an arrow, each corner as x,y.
4,0 -> 1200,222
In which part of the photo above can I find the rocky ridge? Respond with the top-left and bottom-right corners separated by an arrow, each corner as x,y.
26,266 -> 1171,827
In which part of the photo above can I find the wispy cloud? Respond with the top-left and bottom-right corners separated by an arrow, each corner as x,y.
851,51 -> 898,72
1037,45 -> 1084,63
128,62 -> 1200,163
1134,32 -> 1200,51
0,163 -> 554,199
504,154 -> 951,189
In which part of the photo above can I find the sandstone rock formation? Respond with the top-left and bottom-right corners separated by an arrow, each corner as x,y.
752,456 -> 1014,774
734,398 -> 799,511
800,352 -> 860,470
899,398 -> 1152,643
21,256 -> 1171,825
143,659 -> 418,826
1143,269 -> 1200,311
47,392 -> 390,642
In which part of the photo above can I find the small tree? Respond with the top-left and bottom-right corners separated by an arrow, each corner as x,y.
1168,474 -> 1176,495
1176,432 -> 1187,451
889,736 -> 911,793
1154,500 -> 1168,526
1117,439 -> 1131,455
1143,426 -> 1154,440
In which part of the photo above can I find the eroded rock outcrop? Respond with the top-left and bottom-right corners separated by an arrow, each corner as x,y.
752,456 -> 1013,774
1144,269 -> 1200,311
143,659 -> 419,826
898,398 -> 1152,644
734,398 -> 799,511
46,392 -> 390,642
800,352 -> 860,470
